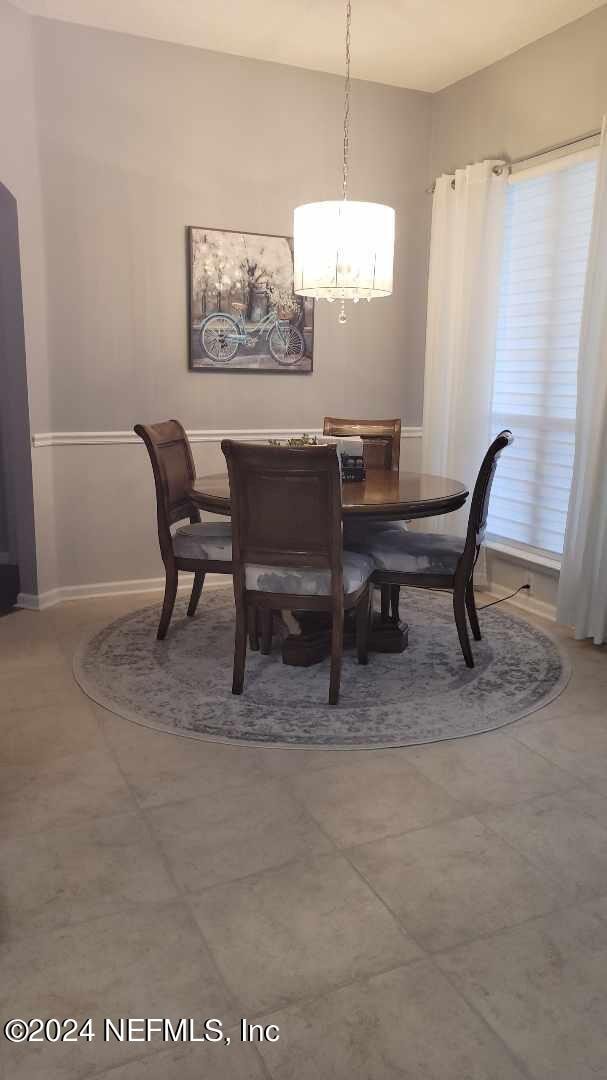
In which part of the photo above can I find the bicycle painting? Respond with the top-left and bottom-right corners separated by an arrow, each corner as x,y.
188,226 -> 314,374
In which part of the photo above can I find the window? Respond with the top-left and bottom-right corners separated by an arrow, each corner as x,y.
488,150 -> 598,555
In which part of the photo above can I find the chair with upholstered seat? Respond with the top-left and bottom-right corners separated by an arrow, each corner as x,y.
346,431 -> 513,667
323,416 -> 401,470
135,419 -> 232,639
222,440 -> 373,705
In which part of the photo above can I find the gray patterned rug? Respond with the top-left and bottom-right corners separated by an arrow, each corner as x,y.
74,585 -> 570,750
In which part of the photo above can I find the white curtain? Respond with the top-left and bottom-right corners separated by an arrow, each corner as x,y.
422,160 -> 507,534
558,121 -> 607,645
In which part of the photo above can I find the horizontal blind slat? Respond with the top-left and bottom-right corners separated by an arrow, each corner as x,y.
488,154 -> 597,555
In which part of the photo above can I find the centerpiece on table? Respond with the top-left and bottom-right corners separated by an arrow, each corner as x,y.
268,434 -> 365,481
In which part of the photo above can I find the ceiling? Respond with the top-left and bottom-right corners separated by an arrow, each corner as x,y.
13,0 -> 606,92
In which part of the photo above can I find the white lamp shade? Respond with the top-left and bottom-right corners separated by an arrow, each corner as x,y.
293,200 -> 395,301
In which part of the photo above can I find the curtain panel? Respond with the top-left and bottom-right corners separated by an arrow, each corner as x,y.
557,121 -> 607,645
422,161 -> 507,534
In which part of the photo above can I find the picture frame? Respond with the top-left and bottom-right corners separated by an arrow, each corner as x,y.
187,225 -> 314,374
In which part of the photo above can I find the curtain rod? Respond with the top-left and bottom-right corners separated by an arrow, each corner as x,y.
426,127 -> 602,194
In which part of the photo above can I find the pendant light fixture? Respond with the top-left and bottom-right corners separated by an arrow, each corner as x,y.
293,0 -> 395,324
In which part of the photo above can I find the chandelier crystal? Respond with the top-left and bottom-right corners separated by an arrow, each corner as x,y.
293,0 -> 395,323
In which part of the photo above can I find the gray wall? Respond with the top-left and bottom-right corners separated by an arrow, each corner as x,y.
32,18 -> 432,434
431,4 -> 607,176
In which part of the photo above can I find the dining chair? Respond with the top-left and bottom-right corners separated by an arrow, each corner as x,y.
345,430 -> 513,668
323,416 -> 401,470
135,419 -> 232,639
323,416 -> 404,619
221,440 -> 374,705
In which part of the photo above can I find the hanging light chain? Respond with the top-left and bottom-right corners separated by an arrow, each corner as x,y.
342,0 -> 352,201
339,0 -> 352,324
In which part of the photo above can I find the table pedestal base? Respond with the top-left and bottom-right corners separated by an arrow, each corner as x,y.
280,611 -> 408,667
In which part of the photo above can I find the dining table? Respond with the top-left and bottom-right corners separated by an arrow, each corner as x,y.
189,467 -> 469,664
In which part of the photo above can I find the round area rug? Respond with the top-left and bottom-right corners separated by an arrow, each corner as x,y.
74,586 -> 570,749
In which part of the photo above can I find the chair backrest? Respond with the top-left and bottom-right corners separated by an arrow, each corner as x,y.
323,417 -> 401,471
465,430 -> 513,555
222,440 -> 343,588
134,419 -> 198,561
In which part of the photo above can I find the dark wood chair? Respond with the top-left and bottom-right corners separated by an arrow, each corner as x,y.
221,440 -> 373,705
346,431 -> 513,667
323,416 -> 401,471
135,420 -> 232,639
324,416 -> 403,620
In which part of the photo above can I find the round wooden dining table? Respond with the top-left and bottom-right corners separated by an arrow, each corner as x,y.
189,468 -> 469,663
189,468 -> 469,522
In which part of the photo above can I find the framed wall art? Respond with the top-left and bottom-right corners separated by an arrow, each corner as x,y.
188,226 -> 314,374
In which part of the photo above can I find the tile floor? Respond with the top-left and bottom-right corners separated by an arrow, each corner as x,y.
1,588 -> 606,1080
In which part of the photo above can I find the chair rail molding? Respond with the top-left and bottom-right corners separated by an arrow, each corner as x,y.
32,427 -> 424,448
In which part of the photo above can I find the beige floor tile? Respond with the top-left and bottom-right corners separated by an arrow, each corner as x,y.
255,744 -> 395,778
0,633 -> 67,674
289,755 -> 464,847
0,902 -> 235,1080
0,661 -> 84,714
348,815 -> 564,951
0,747 -> 136,834
1,699 -> 104,768
0,811 -> 177,937
257,960 -> 526,1080
437,901 -> 607,1080
407,730 -> 576,812
148,778 -> 333,892
190,852 -> 420,1013
536,673 -> 607,719
100,711 -> 265,808
480,788 -> 607,903
560,647 -> 607,685
50,593 -> 160,638
94,1037 -> 266,1079
511,709 -> 607,783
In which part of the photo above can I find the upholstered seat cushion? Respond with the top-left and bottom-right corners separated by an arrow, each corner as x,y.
245,551 -> 374,596
347,529 -> 465,575
343,518 -> 408,546
173,521 -> 232,562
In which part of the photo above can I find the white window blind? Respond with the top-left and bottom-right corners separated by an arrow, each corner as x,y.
488,150 -> 598,555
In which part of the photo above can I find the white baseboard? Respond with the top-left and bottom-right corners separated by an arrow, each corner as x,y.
17,573 -> 229,611
484,583 -> 557,623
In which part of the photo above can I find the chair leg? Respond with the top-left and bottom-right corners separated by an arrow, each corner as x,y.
329,604 -> 344,706
390,584 -> 400,622
466,578 -> 481,641
453,586 -> 474,668
260,609 -> 273,655
232,600 -> 248,695
380,584 -> 390,621
157,567 -> 178,640
356,587 -> 371,666
187,571 -> 205,617
248,606 -> 260,651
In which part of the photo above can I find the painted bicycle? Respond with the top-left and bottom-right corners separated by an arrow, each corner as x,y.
200,303 -> 306,366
